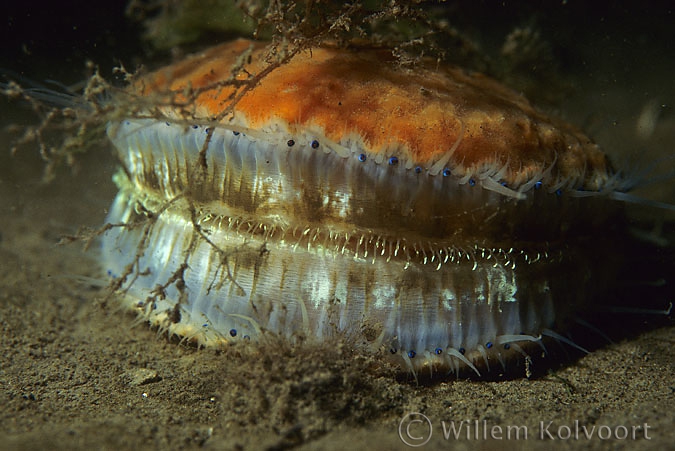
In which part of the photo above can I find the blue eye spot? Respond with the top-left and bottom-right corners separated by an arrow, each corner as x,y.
555,189 -> 562,197
442,168 -> 451,177
486,341 -> 493,349
287,139 -> 295,147
388,156 -> 399,166
414,166 -> 422,174
229,329 -> 237,337
358,153 -> 367,162
468,178 -> 476,187
205,127 -> 211,133
534,181 -> 543,189
434,347 -> 443,355
503,343 -> 511,350
458,347 -> 466,355
192,124 -> 199,129
311,140 -> 320,149
407,350 -> 416,359
233,130 -> 240,136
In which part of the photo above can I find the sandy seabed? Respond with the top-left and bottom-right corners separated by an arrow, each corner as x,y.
1,8 -> 674,451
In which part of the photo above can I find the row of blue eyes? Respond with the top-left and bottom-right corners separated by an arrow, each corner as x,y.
170,123 -> 552,193
392,341 -> 512,360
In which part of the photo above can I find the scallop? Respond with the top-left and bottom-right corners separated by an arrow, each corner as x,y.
101,39 -> 643,379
